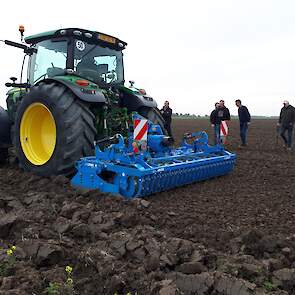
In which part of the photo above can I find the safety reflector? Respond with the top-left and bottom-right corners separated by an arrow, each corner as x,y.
134,119 -> 148,141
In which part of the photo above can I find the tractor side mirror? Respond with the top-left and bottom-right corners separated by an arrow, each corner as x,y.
5,76 -> 30,89
5,77 -> 18,87
3,40 -> 37,55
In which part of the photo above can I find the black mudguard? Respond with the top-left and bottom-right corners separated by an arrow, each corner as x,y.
120,91 -> 157,111
0,106 -> 12,147
37,77 -> 106,103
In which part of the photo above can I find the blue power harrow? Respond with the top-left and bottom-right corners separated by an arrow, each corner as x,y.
71,115 -> 236,198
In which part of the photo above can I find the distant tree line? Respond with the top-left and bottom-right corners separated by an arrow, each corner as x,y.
172,113 -> 278,119
172,113 -> 203,118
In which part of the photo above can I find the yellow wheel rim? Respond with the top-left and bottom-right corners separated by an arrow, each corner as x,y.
20,102 -> 56,165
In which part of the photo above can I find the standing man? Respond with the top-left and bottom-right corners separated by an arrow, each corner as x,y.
210,102 -> 220,144
218,100 -> 231,121
219,100 -> 231,144
160,100 -> 173,138
235,99 -> 251,147
277,100 -> 295,150
210,100 -> 230,144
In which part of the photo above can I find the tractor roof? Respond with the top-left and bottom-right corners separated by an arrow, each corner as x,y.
25,28 -> 127,50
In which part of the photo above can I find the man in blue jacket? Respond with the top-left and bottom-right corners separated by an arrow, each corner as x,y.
235,99 -> 251,147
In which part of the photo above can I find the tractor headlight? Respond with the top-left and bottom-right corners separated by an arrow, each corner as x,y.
73,30 -> 82,36
60,30 -> 67,35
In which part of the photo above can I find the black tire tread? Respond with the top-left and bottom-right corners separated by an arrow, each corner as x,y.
0,148 -> 8,164
138,107 -> 168,135
14,82 -> 96,176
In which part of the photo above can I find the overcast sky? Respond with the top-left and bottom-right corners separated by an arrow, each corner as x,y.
1,0 -> 294,116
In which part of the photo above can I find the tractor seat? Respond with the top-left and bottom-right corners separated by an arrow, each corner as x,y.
77,69 -> 103,84
47,67 -> 65,78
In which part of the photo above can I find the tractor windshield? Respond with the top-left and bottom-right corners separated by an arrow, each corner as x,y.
28,38 -> 124,86
74,40 -> 124,85
29,39 -> 68,83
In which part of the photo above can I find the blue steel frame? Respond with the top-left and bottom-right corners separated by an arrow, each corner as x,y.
71,116 -> 236,198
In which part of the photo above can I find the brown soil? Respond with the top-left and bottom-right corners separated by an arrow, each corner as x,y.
0,119 -> 295,295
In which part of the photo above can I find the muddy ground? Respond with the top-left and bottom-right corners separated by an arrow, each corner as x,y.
0,119 -> 295,295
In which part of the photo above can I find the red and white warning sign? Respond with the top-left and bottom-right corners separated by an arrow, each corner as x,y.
134,119 -> 148,141
220,120 -> 228,137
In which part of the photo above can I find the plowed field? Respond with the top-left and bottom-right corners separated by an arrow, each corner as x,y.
0,119 -> 295,295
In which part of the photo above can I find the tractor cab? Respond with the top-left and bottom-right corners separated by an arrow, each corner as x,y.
25,28 -> 127,86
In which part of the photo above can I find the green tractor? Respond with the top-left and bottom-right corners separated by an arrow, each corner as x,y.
0,27 -> 166,176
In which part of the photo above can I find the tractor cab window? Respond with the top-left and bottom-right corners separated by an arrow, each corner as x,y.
74,40 -> 123,85
29,40 -> 67,83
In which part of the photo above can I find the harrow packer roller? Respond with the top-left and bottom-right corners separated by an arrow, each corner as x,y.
72,116 -> 236,198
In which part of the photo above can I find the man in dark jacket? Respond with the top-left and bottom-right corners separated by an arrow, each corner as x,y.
219,100 -> 231,121
235,99 -> 251,147
210,102 -> 220,144
277,100 -> 295,150
210,100 -> 231,144
160,100 -> 173,138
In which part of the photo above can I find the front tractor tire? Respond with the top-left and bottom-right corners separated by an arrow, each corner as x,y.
14,82 -> 96,176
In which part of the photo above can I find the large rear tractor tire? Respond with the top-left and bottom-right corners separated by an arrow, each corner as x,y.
13,82 -> 96,176
138,107 -> 168,135
0,148 -> 8,164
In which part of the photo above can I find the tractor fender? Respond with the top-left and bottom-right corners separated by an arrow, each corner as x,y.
0,106 -> 12,147
37,78 -> 106,103
120,91 -> 157,111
